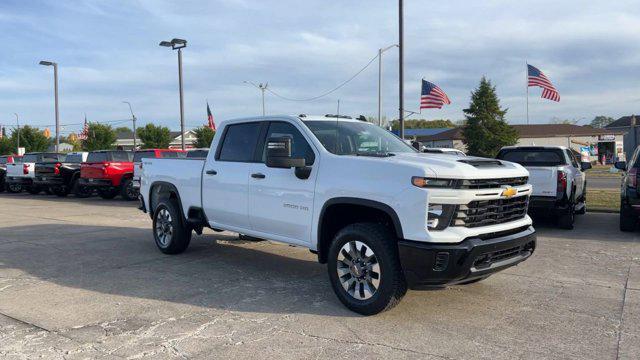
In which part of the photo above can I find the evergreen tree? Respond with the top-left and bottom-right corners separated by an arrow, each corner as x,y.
462,77 -> 518,157
192,126 -> 215,149
137,124 -> 172,149
82,123 -> 117,151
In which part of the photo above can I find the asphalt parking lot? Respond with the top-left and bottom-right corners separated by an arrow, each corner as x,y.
0,194 -> 638,359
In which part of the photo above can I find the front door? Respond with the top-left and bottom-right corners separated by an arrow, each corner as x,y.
249,121 -> 318,245
202,121 -> 265,231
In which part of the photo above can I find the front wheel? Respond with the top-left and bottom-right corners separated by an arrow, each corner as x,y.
327,223 -> 407,316
153,201 -> 191,254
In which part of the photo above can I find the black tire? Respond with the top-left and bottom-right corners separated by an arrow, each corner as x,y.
557,203 -> 575,230
0,180 -> 5,192
153,201 -> 191,254
120,178 -> 137,201
52,186 -> 69,197
458,275 -> 490,285
620,204 -> 636,232
27,185 -> 41,195
97,187 -> 118,199
71,178 -> 92,198
6,183 -> 22,193
327,223 -> 407,316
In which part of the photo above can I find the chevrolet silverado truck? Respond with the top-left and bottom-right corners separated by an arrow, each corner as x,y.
496,146 -> 591,229
80,150 -> 134,200
132,149 -> 186,195
139,115 -> 536,315
6,152 -> 65,194
34,152 -> 91,197
0,155 -> 21,192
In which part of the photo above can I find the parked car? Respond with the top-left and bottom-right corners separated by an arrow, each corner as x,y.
139,115 -> 536,315
5,153 -> 65,194
423,148 -> 466,156
186,148 -> 209,158
34,152 -> 91,197
496,146 -> 591,229
79,150 -> 134,200
615,146 -> 640,231
132,149 -> 186,194
0,155 -> 21,192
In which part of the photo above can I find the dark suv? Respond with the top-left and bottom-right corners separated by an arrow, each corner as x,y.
616,147 -> 640,231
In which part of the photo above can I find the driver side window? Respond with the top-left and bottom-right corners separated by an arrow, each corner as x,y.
262,122 -> 315,165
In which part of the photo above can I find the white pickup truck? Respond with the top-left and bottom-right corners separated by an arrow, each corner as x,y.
496,146 -> 591,229
140,115 -> 536,315
5,152 -> 65,194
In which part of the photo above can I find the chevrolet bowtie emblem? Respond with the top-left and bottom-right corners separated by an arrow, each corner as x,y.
501,187 -> 517,198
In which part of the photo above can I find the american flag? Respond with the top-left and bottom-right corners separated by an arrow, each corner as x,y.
420,80 -> 451,109
527,64 -> 560,102
77,117 -> 89,140
206,102 -> 216,131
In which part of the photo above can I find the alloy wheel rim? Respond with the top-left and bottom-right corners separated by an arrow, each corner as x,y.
155,209 -> 173,247
337,240 -> 381,300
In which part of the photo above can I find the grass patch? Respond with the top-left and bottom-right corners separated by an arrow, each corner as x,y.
587,165 -> 622,178
588,189 -> 619,212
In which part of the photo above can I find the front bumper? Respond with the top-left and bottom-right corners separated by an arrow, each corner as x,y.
6,177 -> 33,185
79,178 -> 113,187
398,226 -> 536,288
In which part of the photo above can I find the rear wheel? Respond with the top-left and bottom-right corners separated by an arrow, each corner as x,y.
153,201 -> 191,254
120,178 -> 137,201
7,183 -> 22,193
557,202 -> 575,230
620,204 -> 637,232
327,223 -> 407,315
72,178 -> 92,198
97,187 -> 118,199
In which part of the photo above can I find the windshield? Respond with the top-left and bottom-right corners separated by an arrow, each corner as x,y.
304,121 -> 417,156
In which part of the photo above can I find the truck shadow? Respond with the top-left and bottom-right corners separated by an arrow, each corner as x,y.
0,224 -> 356,317
0,192 -> 137,208
529,211 -> 640,241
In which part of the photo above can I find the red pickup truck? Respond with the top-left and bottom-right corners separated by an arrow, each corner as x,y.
80,150 -> 134,200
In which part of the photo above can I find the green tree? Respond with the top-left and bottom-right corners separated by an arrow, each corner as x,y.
590,116 -> 615,128
137,123 -> 172,149
115,126 -> 133,135
462,77 -> 518,157
0,136 -> 13,155
82,123 -> 117,151
192,126 -> 215,148
10,126 -> 50,153
390,119 -> 455,130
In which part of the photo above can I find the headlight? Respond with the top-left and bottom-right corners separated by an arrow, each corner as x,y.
412,176 -> 456,188
427,203 -> 455,231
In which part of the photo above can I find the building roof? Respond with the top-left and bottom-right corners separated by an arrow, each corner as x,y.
421,124 -> 623,142
391,128 -> 451,137
606,115 -> 638,128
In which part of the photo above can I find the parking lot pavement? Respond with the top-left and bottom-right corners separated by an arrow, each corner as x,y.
0,194 -> 639,359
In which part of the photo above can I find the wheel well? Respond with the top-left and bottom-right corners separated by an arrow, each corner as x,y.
317,201 -> 402,264
149,182 -> 181,218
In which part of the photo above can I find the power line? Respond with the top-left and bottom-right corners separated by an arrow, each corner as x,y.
265,52 -> 379,102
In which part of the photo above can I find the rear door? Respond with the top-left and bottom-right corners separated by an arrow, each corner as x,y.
202,121 -> 265,231
248,121 -> 318,245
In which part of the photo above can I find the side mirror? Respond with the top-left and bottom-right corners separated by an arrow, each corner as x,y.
615,161 -> 627,171
266,137 -> 305,169
580,162 -> 592,171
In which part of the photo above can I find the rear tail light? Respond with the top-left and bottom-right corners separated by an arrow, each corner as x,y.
557,171 -> 567,196
54,163 -> 61,175
630,168 -> 638,189
23,164 -> 29,175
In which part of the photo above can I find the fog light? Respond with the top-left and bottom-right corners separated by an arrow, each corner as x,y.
427,203 -> 455,231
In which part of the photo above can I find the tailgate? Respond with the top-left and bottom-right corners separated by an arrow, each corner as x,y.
526,167 -> 557,197
35,163 -> 58,176
7,163 -> 32,177
81,163 -> 107,179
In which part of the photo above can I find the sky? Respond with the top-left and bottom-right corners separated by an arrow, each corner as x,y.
0,0 -> 639,135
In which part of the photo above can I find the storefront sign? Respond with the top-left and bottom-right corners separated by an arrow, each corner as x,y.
598,134 -> 615,141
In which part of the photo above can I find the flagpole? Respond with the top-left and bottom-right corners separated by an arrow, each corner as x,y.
525,61 -> 529,125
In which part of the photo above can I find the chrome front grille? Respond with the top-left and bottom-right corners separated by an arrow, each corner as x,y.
451,196 -> 529,228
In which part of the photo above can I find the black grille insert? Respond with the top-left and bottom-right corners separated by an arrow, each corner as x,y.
473,244 -> 531,269
459,177 -> 528,189
452,196 -> 529,228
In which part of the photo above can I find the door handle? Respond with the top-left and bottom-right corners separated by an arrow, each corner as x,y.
205,170 -> 217,175
251,173 -> 266,179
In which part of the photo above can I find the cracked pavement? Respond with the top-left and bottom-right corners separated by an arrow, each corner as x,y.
0,193 -> 638,359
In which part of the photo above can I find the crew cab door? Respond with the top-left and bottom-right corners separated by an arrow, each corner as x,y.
202,122 -> 265,231
248,121 -> 318,245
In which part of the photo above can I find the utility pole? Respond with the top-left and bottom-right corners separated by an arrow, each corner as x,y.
244,81 -> 268,116
123,101 -> 137,149
159,38 -> 188,150
39,61 -> 60,152
398,0 -> 405,139
378,44 -> 399,127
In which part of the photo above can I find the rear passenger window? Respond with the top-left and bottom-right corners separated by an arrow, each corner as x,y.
133,151 -> 155,162
262,122 -> 315,165
218,123 -> 262,162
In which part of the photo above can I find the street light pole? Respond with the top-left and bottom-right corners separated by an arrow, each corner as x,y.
378,44 -> 399,127
398,0 -> 405,139
159,38 -> 188,150
244,81 -> 268,116
123,101 -> 137,149
39,60 -> 60,152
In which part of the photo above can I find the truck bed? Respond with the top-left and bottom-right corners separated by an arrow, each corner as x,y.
140,158 -> 205,216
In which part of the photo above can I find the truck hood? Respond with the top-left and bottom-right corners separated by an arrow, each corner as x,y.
389,152 -> 528,179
